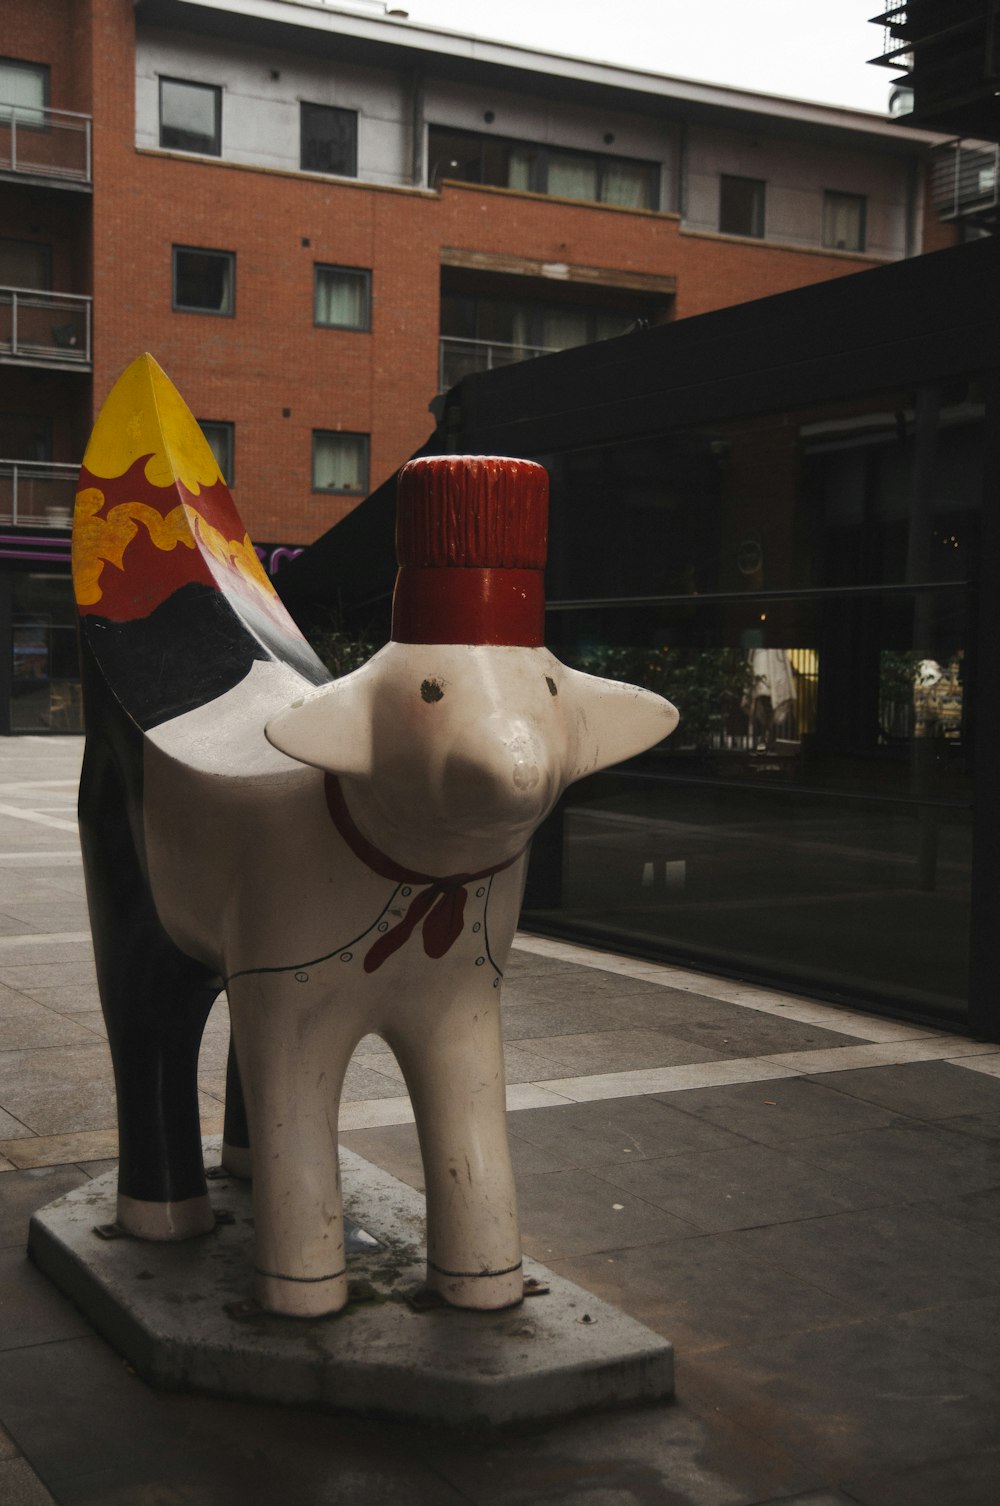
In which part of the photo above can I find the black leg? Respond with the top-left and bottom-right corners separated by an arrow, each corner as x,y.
79,652 -> 219,1218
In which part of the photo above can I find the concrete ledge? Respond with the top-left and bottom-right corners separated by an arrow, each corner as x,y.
27,1143 -> 673,1427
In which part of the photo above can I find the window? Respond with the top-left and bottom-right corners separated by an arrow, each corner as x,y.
312,431 -> 368,494
198,420 -> 234,484
823,191 -> 867,252
427,126 -> 659,210
0,59 -> 48,126
300,103 -> 357,177
438,282 -> 665,390
719,175 -> 766,238
441,291 -> 635,353
159,77 -> 221,156
314,265 -> 371,329
0,239 -> 51,290
172,247 -> 234,315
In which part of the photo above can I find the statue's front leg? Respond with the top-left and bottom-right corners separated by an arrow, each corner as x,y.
391,979 -> 523,1310
227,973 -> 356,1317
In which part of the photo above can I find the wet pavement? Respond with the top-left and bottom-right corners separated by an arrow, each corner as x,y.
1,735 -> 998,1505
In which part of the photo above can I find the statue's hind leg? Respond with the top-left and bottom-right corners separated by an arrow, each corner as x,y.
79,692 -> 219,1239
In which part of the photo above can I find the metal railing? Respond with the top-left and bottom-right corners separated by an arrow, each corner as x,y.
0,461 -> 78,528
0,287 -> 92,366
930,138 -> 1000,222
0,101 -> 92,184
439,335 -> 558,391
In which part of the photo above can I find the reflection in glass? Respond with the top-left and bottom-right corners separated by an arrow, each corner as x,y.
528,379 -> 983,1025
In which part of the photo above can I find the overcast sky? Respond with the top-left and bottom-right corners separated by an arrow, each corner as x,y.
383,0 -> 896,114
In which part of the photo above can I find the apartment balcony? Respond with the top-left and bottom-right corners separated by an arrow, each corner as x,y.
869,2 -> 1000,139
0,103 -> 92,187
0,288 -> 92,370
0,461 -> 77,529
930,138 -> 999,225
439,335 -> 558,391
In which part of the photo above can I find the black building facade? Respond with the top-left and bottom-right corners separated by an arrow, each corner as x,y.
279,236 -> 1000,1040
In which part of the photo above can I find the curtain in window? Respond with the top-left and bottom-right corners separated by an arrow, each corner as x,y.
0,65 -> 45,125
603,162 -> 652,209
507,304 -> 535,353
823,194 -> 865,252
314,434 -> 366,492
315,270 -> 366,328
198,424 -> 232,484
507,149 -> 534,192
547,152 -> 598,202
542,307 -> 590,351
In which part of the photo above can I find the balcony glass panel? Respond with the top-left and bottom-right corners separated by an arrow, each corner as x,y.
0,104 -> 90,182
0,461 -> 77,527
0,289 -> 90,363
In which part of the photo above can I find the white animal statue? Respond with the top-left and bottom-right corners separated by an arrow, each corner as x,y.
73,355 -> 678,1317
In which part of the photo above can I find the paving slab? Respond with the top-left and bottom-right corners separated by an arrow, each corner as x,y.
27,1144 -> 673,1429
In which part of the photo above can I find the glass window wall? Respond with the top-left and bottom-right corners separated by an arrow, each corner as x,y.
524,381 -> 984,1023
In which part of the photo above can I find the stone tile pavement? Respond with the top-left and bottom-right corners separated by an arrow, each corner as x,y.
0,735 -> 998,1504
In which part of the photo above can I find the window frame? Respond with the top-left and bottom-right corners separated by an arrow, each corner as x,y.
0,58 -> 49,128
300,101 -> 358,178
171,245 -> 235,317
311,430 -> 370,496
822,189 -> 867,253
159,76 -> 222,157
313,264 -> 372,331
197,419 -> 235,485
426,124 -> 660,211
718,173 -> 766,239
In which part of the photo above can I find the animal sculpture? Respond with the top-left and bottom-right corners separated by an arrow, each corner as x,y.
74,354 -> 678,1317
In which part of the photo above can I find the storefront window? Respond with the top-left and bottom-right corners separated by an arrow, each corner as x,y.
10,572 -> 82,732
524,381 -> 984,1023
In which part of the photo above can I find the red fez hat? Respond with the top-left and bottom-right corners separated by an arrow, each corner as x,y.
391,455 -> 549,646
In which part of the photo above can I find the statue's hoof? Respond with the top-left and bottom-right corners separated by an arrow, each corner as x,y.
220,1142 -> 252,1180
254,1268 -> 349,1318
115,1192 -> 215,1240
425,1260 -> 525,1311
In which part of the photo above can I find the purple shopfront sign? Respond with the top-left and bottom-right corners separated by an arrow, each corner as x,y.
0,533 -> 73,565
255,543 -> 305,577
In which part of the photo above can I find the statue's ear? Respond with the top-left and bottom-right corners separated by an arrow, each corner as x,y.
561,666 -> 679,782
265,670 -> 374,777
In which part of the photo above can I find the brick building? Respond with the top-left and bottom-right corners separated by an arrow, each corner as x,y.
0,0 -> 953,731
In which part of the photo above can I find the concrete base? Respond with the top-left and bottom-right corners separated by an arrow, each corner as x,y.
27,1142 -> 673,1427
